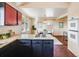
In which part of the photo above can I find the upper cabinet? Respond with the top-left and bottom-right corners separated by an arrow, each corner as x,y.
0,2 -> 22,26
17,11 -> 22,25
5,3 -> 18,25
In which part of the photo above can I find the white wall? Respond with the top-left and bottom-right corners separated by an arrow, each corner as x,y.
0,7 -> 4,25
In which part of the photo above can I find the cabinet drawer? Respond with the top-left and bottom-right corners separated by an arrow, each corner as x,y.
43,40 -> 53,48
19,39 -> 31,46
43,40 -> 53,44
32,40 -> 42,44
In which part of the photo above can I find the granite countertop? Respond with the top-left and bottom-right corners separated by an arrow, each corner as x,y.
20,34 -> 53,39
0,34 -> 20,48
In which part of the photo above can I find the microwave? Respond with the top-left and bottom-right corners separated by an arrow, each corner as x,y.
68,31 -> 79,42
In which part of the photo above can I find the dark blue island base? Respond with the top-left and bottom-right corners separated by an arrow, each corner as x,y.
0,39 -> 54,57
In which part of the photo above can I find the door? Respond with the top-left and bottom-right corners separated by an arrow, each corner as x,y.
43,40 -> 53,57
32,40 -> 42,57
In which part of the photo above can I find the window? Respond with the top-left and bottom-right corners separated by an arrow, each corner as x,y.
59,22 -> 64,28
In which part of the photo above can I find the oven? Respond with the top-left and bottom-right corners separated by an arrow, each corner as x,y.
68,19 -> 79,31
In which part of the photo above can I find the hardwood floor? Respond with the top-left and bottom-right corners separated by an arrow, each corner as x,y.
54,35 -> 76,57
54,45 -> 75,57
54,35 -> 67,46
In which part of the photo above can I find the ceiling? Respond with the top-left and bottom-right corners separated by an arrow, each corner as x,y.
9,2 -> 69,18
14,2 -> 70,8
21,8 -> 67,18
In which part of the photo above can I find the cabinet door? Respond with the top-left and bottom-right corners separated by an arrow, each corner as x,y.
5,3 -> 17,25
32,40 -> 42,57
17,39 -> 32,57
0,40 -> 18,57
43,40 -> 53,57
17,11 -> 22,25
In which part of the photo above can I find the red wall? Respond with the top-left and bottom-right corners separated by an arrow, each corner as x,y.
5,3 -> 17,25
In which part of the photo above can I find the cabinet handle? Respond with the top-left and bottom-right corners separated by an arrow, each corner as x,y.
44,42 -> 51,44
33,42 -> 41,44
20,42 -> 29,44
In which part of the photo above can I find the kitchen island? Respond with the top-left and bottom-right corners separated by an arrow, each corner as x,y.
18,39 -> 53,57
0,34 -> 55,57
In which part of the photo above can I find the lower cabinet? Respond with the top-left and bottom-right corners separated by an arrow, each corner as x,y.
32,40 -> 53,57
16,39 -> 32,57
0,40 -> 18,57
0,39 -> 53,57
32,40 -> 42,57
42,40 -> 53,57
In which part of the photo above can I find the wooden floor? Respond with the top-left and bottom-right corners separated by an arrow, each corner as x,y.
54,35 -> 76,57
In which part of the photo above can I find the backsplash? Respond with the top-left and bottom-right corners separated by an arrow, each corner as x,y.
0,25 -> 22,34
